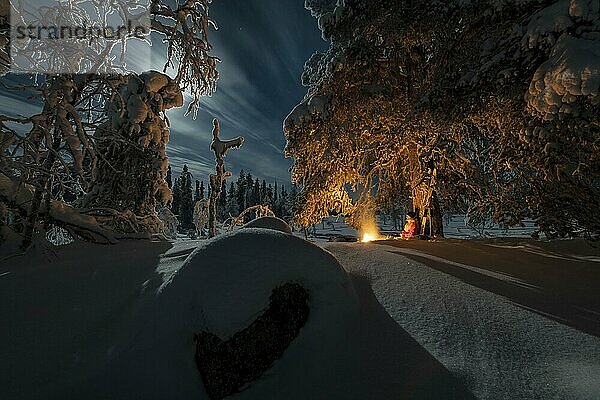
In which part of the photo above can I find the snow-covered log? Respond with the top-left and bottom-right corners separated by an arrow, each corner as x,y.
0,172 -> 118,244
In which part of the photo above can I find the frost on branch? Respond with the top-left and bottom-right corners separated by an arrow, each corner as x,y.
304,0 -> 336,18
8,0 -> 151,74
0,172 -> 118,244
1,0 -> 220,248
284,94 -> 331,129
151,0 -> 220,116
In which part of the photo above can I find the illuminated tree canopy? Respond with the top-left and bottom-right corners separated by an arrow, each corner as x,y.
285,0 -> 600,237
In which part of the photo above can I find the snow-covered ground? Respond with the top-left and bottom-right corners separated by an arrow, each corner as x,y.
1,229 -> 472,399
1,226 -> 598,399
323,242 -> 600,400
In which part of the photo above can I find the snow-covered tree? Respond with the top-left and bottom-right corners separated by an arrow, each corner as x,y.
207,118 -> 244,237
179,165 -> 195,230
158,206 -> 179,240
226,181 -> 238,219
80,71 -> 185,235
171,176 -> 182,217
0,0 -> 220,247
285,0 -> 600,237
193,198 -> 209,236
235,170 -> 248,213
250,178 -> 261,208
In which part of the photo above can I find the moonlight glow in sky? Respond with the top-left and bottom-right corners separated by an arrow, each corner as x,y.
166,0 -> 326,184
0,0 -> 326,185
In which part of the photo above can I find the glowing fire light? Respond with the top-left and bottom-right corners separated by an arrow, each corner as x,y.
357,206 -> 383,243
361,233 -> 377,242
361,231 -> 380,243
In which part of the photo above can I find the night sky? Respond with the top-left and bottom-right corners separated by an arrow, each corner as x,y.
166,0 -> 326,185
0,0 -> 327,186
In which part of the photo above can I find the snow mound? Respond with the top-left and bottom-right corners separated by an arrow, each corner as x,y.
242,216 -> 292,234
74,229 -> 471,399
527,34 -> 600,119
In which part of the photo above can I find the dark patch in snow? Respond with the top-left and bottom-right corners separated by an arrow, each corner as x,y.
194,282 -> 310,399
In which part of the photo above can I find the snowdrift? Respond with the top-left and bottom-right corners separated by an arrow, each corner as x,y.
2,229 -> 472,399
242,216 -> 292,234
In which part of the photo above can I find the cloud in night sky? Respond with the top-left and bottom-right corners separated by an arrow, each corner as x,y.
0,0 -> 326,186
163,0 -> 327,185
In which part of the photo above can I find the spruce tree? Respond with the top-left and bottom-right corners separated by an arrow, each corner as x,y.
245,172 -> 254,208
179,165 -> 194,230
226,182 -> 238,218
251,178 -> 261,207
236,170 -> 247,213
266,184 -> 274,208
166,165 -> 173,189
287,185 -> 298,219
194,180 -> 201,202
172,176 -> 182,215
217,181 -> 227,221
278,185 -> 289,219
200,181 -> 205,200
260,180 -> 267,204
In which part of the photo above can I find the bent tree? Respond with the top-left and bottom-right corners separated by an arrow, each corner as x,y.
285,0 -> 600,238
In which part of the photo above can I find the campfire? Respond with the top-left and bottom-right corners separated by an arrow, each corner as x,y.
359,219 -> 384,243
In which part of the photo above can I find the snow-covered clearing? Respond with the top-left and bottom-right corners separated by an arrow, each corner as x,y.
1,230 -> 472,399
323,241 -> 600,400
2,229 -> 599,399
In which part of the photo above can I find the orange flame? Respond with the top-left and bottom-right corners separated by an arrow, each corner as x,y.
361,231 -> 380,242
360,220 -> 382,243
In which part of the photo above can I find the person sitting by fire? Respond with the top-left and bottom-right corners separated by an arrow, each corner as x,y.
401,211 -> 418,239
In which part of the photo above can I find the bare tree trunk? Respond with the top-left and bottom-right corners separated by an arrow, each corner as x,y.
430,191 -> 444,238
412,189 -> 444,238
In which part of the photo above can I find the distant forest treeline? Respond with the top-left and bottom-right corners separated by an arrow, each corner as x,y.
167,165 -> 298,231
